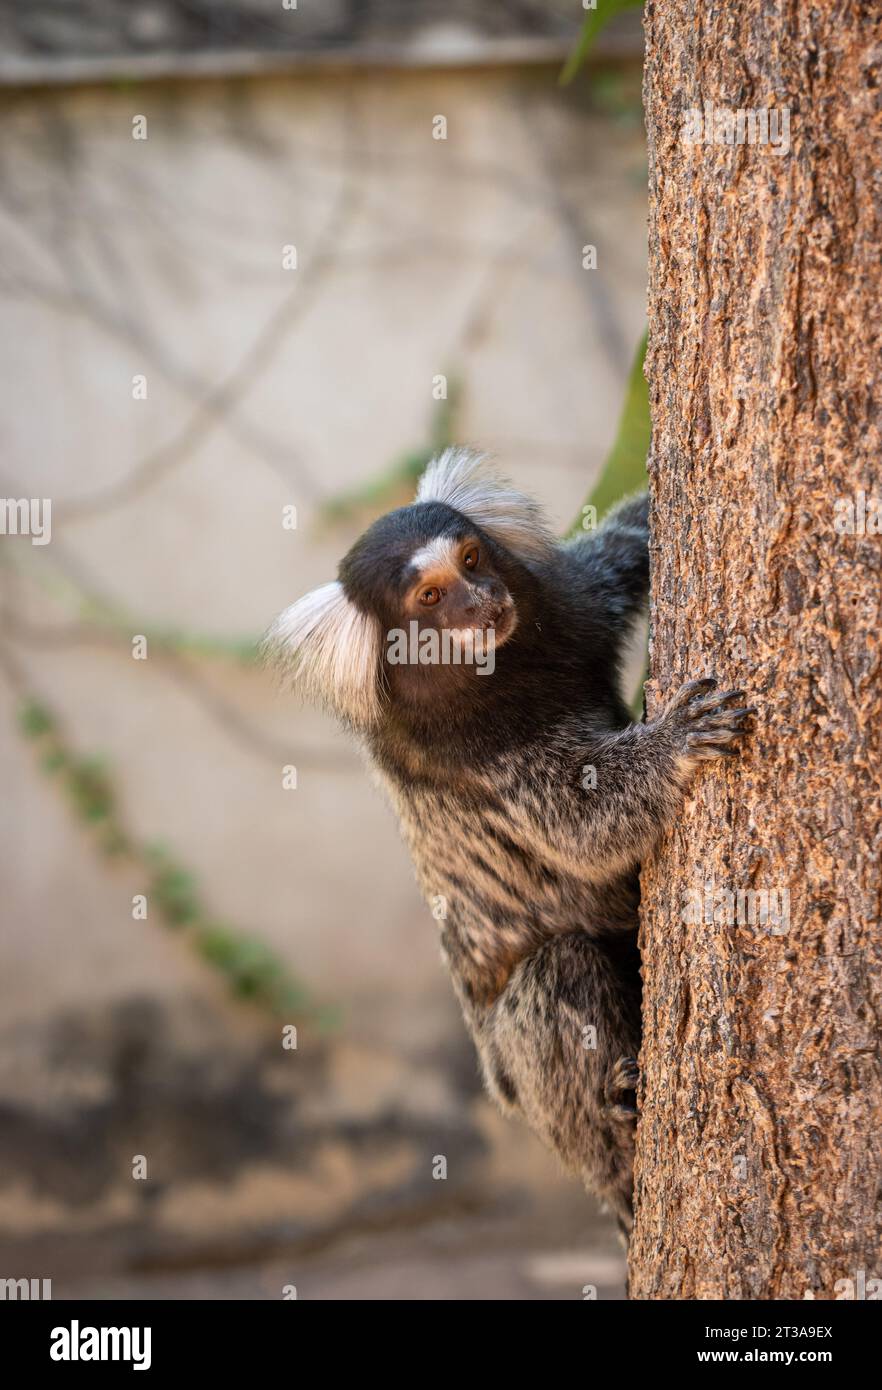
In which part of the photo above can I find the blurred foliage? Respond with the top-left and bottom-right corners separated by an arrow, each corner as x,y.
143,628 -> 256,663
17,696 -> 333,1028
560,0 -> 645,87
587,67 -> 645,128
2,552 -> 256,664
197,923 -> 313,1013
567,334 -> 650,720
571,330 -> 649,533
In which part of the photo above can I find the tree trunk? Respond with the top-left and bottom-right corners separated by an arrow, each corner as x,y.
630,2 -> 882,1299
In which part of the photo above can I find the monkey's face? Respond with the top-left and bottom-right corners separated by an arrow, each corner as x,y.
265,455 -> 551,728
338,503 -> 524,660
397,532 -> 518,649
334,501 -> 529,705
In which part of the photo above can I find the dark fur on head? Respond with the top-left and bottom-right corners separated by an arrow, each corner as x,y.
339,500 -> 537,733
265,449 -> 643,747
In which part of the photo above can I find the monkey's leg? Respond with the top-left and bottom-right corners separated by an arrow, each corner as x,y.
478,930 -> 641,1231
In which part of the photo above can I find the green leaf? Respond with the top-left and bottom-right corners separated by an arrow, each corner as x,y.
18,700 -> 55,739
570,329 -> 649,533
67,756 -> 115,823
41,747 -> 68,776
148,850 -> 200,927
560,0 -> 644,87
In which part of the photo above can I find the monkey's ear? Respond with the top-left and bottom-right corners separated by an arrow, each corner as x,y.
262,581 -> 383,728
416,447 -> 555,563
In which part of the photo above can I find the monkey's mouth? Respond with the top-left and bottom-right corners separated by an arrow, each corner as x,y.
449,603 -> 518,648
488,603 -> 518,646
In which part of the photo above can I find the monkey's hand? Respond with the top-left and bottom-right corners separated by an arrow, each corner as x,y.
497,676 -> 754,888
659,676 -> 755,769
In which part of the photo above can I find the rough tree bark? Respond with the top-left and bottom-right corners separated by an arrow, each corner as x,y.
630,2 -> 882,1298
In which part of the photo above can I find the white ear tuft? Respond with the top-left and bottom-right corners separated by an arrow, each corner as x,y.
416,447 -> 556,563
262,581 -> 382,728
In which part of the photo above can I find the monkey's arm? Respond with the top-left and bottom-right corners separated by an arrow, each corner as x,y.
500,678 -> 752,886
563,492 -> 650,628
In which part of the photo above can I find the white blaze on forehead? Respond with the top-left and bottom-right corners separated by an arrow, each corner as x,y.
408,535 -> 460,577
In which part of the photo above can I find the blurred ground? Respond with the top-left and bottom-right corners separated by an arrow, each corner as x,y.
0,993 -> 625,1300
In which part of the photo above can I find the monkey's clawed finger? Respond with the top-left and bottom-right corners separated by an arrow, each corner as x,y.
667,676 -> 718,710
682,687 -> 748,717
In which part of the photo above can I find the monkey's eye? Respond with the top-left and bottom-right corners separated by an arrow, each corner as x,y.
419,586 -> 442,606
462,545 -> 479,569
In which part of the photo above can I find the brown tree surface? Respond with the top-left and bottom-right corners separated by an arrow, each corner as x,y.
630,2 -> 882,1298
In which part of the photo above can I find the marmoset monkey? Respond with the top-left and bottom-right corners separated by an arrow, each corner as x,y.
265,449 -> 752,1231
